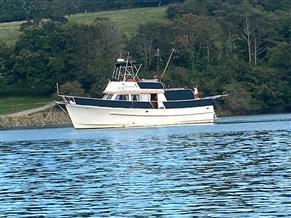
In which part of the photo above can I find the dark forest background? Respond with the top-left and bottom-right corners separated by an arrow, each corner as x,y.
0,0 -> 290,114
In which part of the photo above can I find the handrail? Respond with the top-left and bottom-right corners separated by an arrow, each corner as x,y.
58,94 -> 219,103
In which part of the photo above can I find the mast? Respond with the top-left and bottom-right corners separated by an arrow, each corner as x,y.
160,48 -> 175,81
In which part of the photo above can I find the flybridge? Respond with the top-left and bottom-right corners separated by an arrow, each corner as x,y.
111,58 -> 141,82
110,57 -> 166,92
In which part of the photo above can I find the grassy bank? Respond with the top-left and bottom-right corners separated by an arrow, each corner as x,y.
0,7 -> 167,46
0,21 -> 24,47
69,7 -> 167,36
0,96 -> 52,115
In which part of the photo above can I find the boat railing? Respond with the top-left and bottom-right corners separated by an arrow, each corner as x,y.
58,94 -> 220,104
58,95 -> 76,104
112,59 -> 141,82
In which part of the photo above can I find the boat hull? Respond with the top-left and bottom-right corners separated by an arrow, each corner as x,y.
66,104 -> 216,129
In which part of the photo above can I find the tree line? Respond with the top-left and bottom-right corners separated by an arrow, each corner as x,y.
0,0 -> 290,114
0,0 -> 181,22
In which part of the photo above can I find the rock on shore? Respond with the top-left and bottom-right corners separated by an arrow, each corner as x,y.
0,112 -> 72,129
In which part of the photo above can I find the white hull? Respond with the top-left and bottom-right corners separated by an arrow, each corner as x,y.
66,104 -> 216,129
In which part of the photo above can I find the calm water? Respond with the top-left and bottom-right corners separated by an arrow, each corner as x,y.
1,114 -> 290,217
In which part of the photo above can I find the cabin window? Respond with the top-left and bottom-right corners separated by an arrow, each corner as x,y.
116,95 -> 129,101
103,94 -> 113,100
131,94 -> 140,101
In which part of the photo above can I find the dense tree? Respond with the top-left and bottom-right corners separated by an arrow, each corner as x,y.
252,0 -> 291,12
126,22 -> 175,76
0,43 -> 13,87
7,18 -> 123,95
59,81 -> 85,96
223,82 -> 256,113
266,42 -> 291,111
12,21 -> 71,91
0,0 -> 78,22
163,0 -> 291,113
173,14 -> 223,71
0,0 -> 25,22
67,18 -> 123,93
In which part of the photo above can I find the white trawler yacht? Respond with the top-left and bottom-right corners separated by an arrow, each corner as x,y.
58,57 -> 225,129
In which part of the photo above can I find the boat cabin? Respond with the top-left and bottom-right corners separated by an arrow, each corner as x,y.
62,57 -> 211,110
102,80 -> 167,109
102,78 -> 199,109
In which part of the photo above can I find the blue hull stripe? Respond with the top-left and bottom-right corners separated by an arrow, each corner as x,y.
74,97 -> 152,109
74,97 -> 213,109
163,99 -> 213,108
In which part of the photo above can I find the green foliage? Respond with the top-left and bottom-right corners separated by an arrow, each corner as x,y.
254,0 -> 291,12
172,14 -> 223,71
3,18 -> 123,96
11,21 -> 73,91
223,82 -> 256,113
1,1 -> 291,114
66,18 -> 123,94
248,66 -> 286,112
162,0 -> 291,113
265,42 -> 291,111
0,43 -> 8,81
162,66 -> 193,88
126,22 -> 174,72
59,81 -> 85,96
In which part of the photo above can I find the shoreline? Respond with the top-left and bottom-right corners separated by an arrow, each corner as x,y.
1,111 -> 290,131
0,111 -> 72,130
0,123 -> 73,131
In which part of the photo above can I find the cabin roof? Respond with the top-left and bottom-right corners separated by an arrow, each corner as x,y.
164,89 -> 194,100
103,81 -> 165,94
137,81 -> 164,89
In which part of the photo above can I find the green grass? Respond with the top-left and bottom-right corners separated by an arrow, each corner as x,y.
69,7 -> 168,36
0,96 -> 52,115
0,7 -> 168,46
0,21 -> 24,47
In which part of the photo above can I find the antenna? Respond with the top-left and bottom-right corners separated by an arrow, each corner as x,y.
155,48 -> 161,75
160,48 -> 175,81
56,82 -> 60,95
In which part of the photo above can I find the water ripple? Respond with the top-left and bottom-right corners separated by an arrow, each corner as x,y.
0,118 -> 291,217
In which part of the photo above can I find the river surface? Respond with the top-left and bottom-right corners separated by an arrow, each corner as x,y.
1,114 -> 290,217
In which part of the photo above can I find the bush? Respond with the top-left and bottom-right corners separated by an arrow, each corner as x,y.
59,81 -> 86,96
